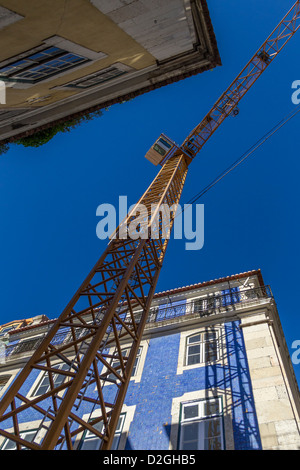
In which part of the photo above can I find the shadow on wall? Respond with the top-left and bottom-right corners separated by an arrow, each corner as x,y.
224,321 -> 262,450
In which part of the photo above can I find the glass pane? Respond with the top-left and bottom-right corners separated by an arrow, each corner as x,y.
0,60 -> 29,75
85,421 -> 103,439
81,437 -> 101,450
111,434 -> 121,450
199,418 -> 223,450
204,400 -> 220,417
90,420 -> 104,434
204,344 -> 218,362
115,415 -> 123,433
21,431 -> 36,450
23,431 -> 36,442
181,422 -> 199,450
132,356 -> 138,376
183,404 -> 199,420
187,334 -> 201,344
182,422 -> 198,441
2,439 -> 17,450
188,344 -> 200,355
203,330 -> 217,341
204,418 -> 221,439
153,144 -> 166,156
1,430 -> 36,450
158,137 -> 172,149
187,353 -> 201,365
205,436 -> 222,450
181,440 -> 198,450
34,374 -> 50,396
54,363 -> 69,387
29,47 -> 62,60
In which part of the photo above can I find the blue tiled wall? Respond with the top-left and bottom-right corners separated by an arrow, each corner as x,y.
120,320 -> 261,450
1,320 -> 262,450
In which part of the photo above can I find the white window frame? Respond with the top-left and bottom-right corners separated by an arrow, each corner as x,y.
177,326 -> 225,376
62,62 -> 132,89
0,374 -> 13,396
79,413 -> 126,450
29,362 -> 69,397
0,429 -> 37,450
76,403 -> 135,450
179,397 -> 224,450
109,346 -> 142,377
185,329 -> 219,366
170,390 -> 234,450
102,340 -> 148,385
0,35 -> 107,89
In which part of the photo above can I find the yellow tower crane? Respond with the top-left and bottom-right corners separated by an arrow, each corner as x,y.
0,1 -> 299,451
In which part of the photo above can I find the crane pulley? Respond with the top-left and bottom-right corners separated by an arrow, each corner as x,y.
0,1 -> 299,451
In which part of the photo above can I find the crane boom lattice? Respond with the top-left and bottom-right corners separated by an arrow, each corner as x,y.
181,1 -> 300,159
0,155 -> 188,450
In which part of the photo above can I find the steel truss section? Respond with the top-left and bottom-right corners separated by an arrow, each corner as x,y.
181,0 -> 300,159
0,154 -> 188,450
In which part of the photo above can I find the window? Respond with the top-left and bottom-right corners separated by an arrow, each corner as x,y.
79,414 -> 125,450
0,375 -> 11,394
0,429 -> 37,450
153,143 -> 166,156
158,137 -> 172,149
186,330 -> 218,366
179,398 -> 224,450
0,46 -> 89,83
107,347 -> 142,382
65,66 -> 127,89
32,362 -> 69,397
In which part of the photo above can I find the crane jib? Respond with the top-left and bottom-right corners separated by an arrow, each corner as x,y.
180,0 -> 300,161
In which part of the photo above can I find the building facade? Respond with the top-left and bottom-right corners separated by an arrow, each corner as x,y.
0,0 -> 220,145
0,269 -> 299,450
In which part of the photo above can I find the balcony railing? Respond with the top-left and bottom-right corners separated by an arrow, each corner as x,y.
1,286 -> 272,359
145,285 -> 273,324
4,331 -> 68,359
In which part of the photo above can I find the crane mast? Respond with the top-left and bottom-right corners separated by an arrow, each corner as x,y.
0,1 -> 299,451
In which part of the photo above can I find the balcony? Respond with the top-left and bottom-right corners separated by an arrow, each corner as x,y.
145,285 -> 273,325
1,286 -> 273,361
3,331 -> 67,360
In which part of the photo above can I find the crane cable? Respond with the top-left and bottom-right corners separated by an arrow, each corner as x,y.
176,104 -> 300,216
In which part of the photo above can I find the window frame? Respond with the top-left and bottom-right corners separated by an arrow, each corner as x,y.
60,62 -> 133,90
106,346 -> 142,382
30,362 -> 70,397
178,397 -> 224,450
79,413 -> 126,451
185,329 -> 219,366
0,374 -> 12,395
0,429 -> 38,450
0,46 -> 89,84
64,66 -> 127,89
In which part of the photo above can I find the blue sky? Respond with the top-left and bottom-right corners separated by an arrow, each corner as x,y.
1,0 -> 300,383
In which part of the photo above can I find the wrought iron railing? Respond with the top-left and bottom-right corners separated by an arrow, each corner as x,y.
2,286 -> 272,358
145,285 -> 273,324
4,331 -> 68,359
